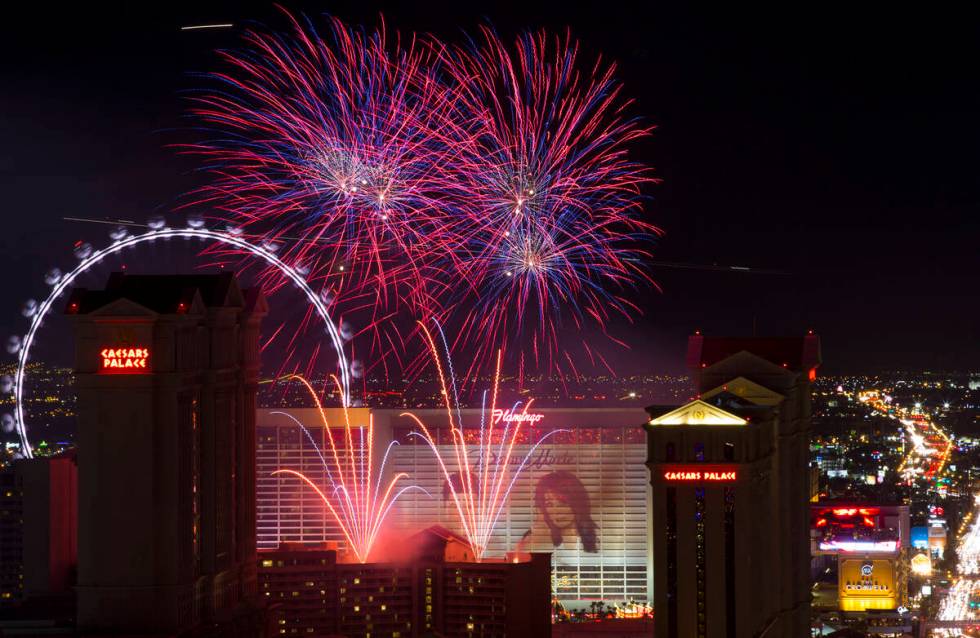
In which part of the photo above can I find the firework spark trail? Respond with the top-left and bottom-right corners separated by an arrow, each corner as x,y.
184,11 -> 657,384
401,322 -> 566,560
271,374 -> 424,562
182,10 -> 475,379
432,27 -> 661,379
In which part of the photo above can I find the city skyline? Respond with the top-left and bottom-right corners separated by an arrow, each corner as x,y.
1,4 -> 979,637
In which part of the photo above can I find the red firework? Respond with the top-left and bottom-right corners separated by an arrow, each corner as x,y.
182,12 -> 657,388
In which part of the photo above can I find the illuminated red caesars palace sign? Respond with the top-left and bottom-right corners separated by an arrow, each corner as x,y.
663,466 -> 738,482
100,347 -> 149,373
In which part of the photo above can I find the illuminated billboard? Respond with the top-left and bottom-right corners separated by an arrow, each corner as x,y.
811,503 -> 907,554
381,407 -> 650,604
910,552 -> 931,576
838,558 -> 897,611
256,407 -> 651,605
100,347 -> 149,373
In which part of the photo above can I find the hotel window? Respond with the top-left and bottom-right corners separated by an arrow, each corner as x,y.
665,442 -> 676,462
694,442 -> 705,462
723,442 -> 735,461
724,487 -> 736,638
695,487 -> 707,638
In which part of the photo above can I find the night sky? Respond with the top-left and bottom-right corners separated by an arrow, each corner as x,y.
1,2 -> 977,374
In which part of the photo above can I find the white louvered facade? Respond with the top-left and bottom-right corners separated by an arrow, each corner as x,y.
255,407 -> 652,605
377,408 -> 652,605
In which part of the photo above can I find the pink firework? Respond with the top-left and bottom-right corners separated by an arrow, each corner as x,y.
433,27 -> 661,380
183,13 -> 658,384
182,11 -> 471,377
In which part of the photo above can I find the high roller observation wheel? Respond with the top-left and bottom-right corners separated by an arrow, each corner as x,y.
7,225 -> 351,459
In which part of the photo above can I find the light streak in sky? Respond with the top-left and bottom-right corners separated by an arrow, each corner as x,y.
180,24 -> 234,31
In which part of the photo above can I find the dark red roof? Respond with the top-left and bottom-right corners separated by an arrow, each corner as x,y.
686,334 -> 821,372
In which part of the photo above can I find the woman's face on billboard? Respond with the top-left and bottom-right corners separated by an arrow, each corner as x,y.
543,488 -> 576,530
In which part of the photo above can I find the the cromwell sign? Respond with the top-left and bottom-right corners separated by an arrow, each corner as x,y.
490,408 -> 544,426
100,347 -> 149,373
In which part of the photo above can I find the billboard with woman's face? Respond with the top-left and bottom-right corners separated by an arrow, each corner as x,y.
384,408 -> 650,604
520,470 -> 598,553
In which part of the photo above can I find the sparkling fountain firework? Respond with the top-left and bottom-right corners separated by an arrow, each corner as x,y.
400,322 -> 566,560
272,374 -> 423,563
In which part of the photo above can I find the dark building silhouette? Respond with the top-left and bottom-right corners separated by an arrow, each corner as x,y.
0,454 -> 77,608
645,334 -> 819,638
258,526 -> 552,638
65,272 -> 266,634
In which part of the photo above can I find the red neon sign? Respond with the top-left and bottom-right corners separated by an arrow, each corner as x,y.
100,347 -> 149,373
663,465 -> 737,482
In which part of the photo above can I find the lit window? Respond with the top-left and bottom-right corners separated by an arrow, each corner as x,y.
261,559 -> 273,567
354,577 -> 360,584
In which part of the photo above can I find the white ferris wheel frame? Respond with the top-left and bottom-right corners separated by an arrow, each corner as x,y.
10,226 -> 351,458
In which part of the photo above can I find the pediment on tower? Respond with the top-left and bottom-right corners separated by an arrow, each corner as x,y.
646,400 -> 746,426
86,297 -> 160,318
702,376 -> 785,406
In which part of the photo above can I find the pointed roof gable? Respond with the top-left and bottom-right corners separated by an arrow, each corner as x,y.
687,334 -> 821,373
66,272 -> 244,315
646,399 -> 747,426
702,376 -> 785,407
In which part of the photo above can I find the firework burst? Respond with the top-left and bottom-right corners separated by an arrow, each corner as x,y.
432,26 -> 661,378
184,13 -> 657,384
184,11 -> 469,312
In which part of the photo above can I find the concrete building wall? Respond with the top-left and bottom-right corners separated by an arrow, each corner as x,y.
67,273 -> 264,634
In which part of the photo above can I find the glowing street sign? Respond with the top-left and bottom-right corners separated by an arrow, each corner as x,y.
490,408 -> 544,426
663,466 -> 737,482
100,347 -> 149,373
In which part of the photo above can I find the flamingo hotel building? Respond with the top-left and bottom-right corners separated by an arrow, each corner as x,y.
256,334 -> 820,632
